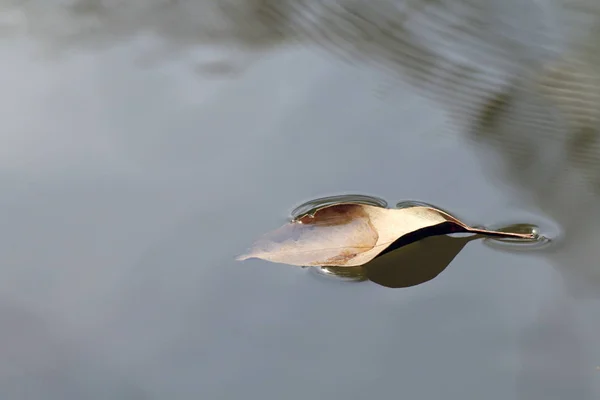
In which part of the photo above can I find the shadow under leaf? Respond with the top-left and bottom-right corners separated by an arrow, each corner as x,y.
365,232 -> 481,288
316,223 -> 483,288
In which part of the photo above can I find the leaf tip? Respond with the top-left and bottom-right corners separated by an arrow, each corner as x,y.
235,253 -> 251,261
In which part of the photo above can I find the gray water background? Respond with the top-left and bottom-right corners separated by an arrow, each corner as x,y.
0,14 -> 600,400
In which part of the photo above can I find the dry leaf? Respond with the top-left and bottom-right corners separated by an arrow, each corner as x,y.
236,202 -> 535,267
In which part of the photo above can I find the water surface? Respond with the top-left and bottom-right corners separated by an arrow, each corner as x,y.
0,7 -> 599,399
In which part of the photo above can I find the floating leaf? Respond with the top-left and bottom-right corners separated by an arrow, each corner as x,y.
237,200 -> 536,267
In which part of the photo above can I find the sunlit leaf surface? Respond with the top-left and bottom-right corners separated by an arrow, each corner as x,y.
237,202 -> 534,267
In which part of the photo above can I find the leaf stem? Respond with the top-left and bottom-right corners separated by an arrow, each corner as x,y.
466,227 -> 537,240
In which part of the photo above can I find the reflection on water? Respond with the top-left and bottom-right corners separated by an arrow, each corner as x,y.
311,234 -> 478,287
310,265 -> 369,282
366,234 -> 479,288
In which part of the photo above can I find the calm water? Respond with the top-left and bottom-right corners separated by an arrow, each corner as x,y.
0,9 -> 600,400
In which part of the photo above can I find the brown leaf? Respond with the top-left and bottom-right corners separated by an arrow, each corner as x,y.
236,202 -> 535,267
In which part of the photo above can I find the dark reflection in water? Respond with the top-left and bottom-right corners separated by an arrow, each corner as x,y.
314,231 -> 558,288
365,233 -> 480,288
310,265 -> 369,282
312,234 -> 481,288
309,233 -> 472,285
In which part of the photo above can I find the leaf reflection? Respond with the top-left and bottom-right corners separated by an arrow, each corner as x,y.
365,233 -> 480,288
316,233 -> 481,288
